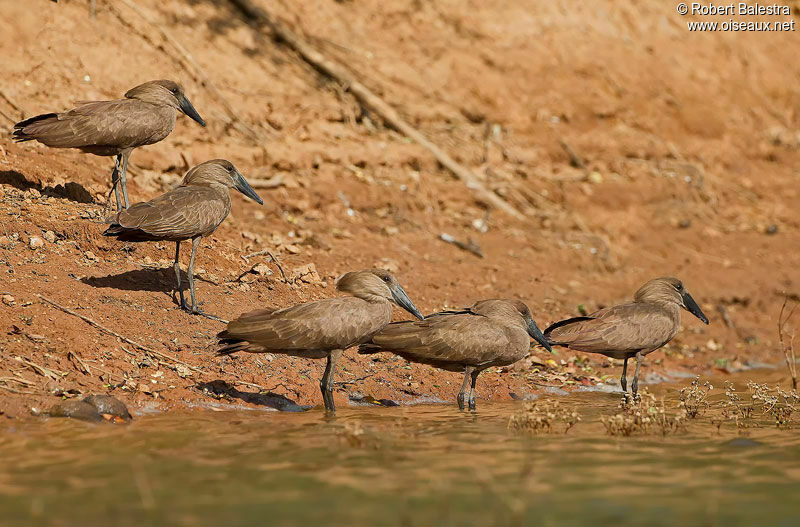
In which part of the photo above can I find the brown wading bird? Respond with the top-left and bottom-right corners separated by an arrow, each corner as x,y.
544,277 -> 709,397
217,269 -> 424,412
103,159 -> 262,318
12,80 -> 206,211
359,299 -> 552,410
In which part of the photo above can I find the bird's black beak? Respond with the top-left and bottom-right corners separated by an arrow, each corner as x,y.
527,318 -> 553,353
681,291 -> 709,324
233,170 -> 263,205
391,285 -> 424,320
179,95 -> 206,127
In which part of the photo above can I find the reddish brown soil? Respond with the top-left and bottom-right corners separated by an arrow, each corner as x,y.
1,1 -> 798,418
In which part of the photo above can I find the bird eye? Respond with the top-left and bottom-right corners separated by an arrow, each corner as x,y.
171,87 -> 179,95
382,276 -> 391,283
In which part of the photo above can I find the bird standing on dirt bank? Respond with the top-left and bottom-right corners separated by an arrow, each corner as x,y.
12,79 -> 206,211
217,269 -> 424,413
359,299 -> 552,410
544,277 -> 709,397
103,159 -> 262,318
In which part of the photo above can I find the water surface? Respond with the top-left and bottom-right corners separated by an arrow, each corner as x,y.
1,371 -> 799,527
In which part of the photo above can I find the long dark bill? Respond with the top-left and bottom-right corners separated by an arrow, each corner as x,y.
179,95 -> 207,127
682,291 -> 709,324
527,319 -> 553,353
234,171 -> 264,205
391,285 -> 425,320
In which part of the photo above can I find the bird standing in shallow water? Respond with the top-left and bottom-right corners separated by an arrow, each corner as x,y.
359,299 -> 552,410
103,159 -> 262,318
544,277 -> 709,397
13,79 -> 206,211
217,269 -> 424,413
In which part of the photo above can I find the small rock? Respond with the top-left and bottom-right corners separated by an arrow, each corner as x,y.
46,400 -> 104,423
678,219 -> 692,229
83,394 -> 132,421
251,263 -> 272,276
84,250 -> 98,261
28,236 -> 44,250
43,230 -> 56,243
291,263 -> 322,285
765,224 -> 778,235
2,294 -> 15,306
588,171 -> 603,184
0,236 -> 11,248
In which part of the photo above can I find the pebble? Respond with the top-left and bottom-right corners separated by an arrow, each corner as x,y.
43,230 -> 56,243
29,236 -> 44,250
2,294 -> 14,306
252,263 -> 272,275
84,250 -> 98,261
0,235 -> 11,247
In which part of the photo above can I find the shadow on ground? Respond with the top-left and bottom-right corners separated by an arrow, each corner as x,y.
196,380 -> 306,412
0,170 -> 94,203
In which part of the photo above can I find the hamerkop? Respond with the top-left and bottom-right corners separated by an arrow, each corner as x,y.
359,299 -> 552,410
13,79 -> 206,211
217,269 -> 424,412
103,159 -> 262,317
544,277 -> 709,397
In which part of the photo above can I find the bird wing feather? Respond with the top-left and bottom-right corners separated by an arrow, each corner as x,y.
222,297 -> 390,352
370,311 -> 517,366
546,303 -> 677,354
18,100 -> 175,149
112,186 -> 229,239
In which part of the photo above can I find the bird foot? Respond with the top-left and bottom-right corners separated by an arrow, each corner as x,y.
178,304 -> 226,322
190,309 -> 227,323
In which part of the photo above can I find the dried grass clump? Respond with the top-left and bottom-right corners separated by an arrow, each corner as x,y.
601,389 -> 686,436
747,382 -> 800,428
508,399 -> 580,434
679,377 -> 713,418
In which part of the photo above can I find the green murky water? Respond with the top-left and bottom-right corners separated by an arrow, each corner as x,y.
2,371 -> 799,527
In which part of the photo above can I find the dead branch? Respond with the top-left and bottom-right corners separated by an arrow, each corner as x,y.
228,0 -> 523,219
110,0 -> 261,142
37,294 -> 202,372
438,233 -> 484,258
778,296 -> 798,391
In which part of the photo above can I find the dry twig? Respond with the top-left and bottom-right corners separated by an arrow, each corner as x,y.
37,294 -> 202,372
778,296 -> 798,390
438,233 -> 483,258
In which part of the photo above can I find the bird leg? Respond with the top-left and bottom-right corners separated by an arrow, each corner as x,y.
468,368 -> 481,411
184,236 -> 224,321
631,351 -> 644,400
457,366 -> 475,410
173,241 -> 185,310
320,349 -> 343,413
119,149 -> 131,209
620,357 -> 628,393
108,154 -> 123,211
